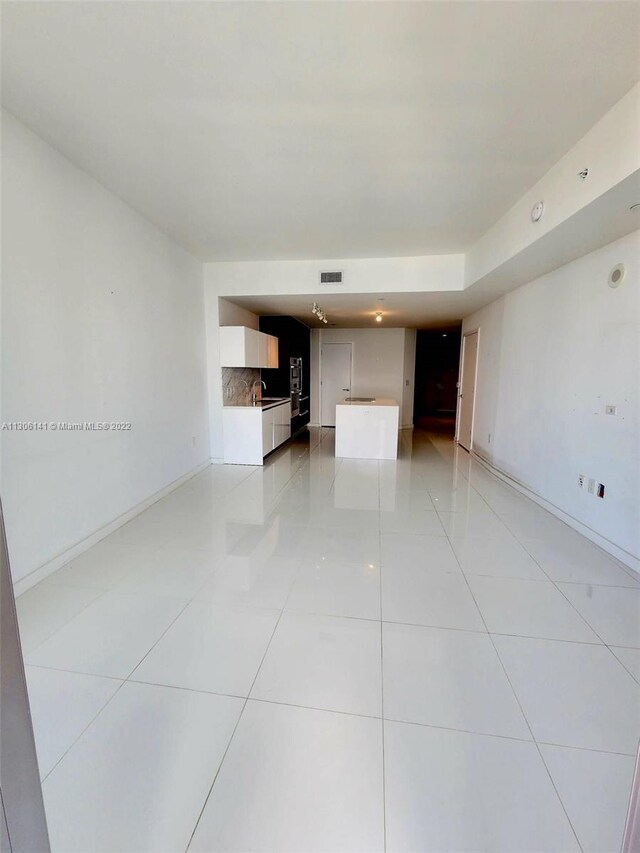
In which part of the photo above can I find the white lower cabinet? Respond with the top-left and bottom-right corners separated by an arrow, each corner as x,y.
223,401 -> 291,465
262,406 -> 276,457
273,402 -> 292,452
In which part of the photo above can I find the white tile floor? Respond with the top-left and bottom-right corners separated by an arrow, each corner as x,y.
16,427 -> 640,852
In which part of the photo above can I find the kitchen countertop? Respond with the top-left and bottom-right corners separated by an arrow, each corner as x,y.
336,397 -> 399,407
223,397 -> 291,411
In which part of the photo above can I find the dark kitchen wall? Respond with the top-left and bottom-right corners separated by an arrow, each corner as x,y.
259,315 -> 311,434
413,328 -> 462,423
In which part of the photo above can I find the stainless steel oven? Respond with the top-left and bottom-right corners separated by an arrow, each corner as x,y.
290,357 -> 302,417
290,357 -> 302,387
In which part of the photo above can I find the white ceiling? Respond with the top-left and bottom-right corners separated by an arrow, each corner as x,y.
2,2 -> 639,262
230,167 -> 640,328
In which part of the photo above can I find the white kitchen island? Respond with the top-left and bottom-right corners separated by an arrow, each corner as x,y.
335,397 -> 399,460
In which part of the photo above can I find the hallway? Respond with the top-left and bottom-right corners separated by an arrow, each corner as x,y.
16,428 -> 640,852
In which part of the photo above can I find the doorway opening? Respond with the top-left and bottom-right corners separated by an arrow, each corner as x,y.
320,342 -> 352,427
456,328 -> 479,451
413,328 -> 461,437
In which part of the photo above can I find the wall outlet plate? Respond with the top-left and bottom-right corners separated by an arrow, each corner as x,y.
587,478 -> 596,494
578,474 -> 585,488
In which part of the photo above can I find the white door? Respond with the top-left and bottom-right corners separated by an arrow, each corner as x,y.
320,343 -> 352,427
457,330 -> 479,451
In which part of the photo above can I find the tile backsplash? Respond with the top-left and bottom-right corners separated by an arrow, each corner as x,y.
222,367 -> 261,405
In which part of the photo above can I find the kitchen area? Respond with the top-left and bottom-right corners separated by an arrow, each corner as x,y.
218,309 -> 411,465
220,316 -> 311,465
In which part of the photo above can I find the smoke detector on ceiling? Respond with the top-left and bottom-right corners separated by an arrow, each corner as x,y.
608,264 -> 625,289
531,200 -> 545,223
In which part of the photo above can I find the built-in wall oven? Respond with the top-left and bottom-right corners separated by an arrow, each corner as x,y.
290,357 -> 308,418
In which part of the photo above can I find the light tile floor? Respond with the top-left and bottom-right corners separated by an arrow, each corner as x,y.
16,427 -> 640,852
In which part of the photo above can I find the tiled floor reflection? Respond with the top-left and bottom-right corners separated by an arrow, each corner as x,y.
17,427 -> 639,852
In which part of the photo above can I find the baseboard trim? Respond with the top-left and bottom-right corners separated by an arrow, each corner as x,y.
471,449 -> 640,576
14,458 -> 213,596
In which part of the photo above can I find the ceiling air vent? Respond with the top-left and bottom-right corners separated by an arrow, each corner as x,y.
320,270 -> 343,285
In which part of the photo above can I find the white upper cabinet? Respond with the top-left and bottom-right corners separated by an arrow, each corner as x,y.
261,333 -> 279,369
219,326 -> 278,368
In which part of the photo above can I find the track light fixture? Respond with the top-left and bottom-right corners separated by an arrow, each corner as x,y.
312,302 -> 328,324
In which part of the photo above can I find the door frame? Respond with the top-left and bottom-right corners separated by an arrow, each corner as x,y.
0,498 -> 50,852
319,341 -> 353,427
455,328 -> 480,450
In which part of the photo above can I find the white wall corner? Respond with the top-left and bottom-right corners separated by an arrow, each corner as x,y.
13,458 -> 213,596
464,83 -> 640,290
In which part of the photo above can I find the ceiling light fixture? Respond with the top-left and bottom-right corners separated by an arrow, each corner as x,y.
311,302 -> 328,324
375,312 -> 383,323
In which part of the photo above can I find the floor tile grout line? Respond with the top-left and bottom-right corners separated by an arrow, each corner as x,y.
46,666 -> 638,760
185,585 -> 290,852
378,460 -> 387,853
469,454 -> 640,583
39,677 -> 129,785
19,587 -> 111,658
435,458 -> 628,650
469,457 -> 639,584
442,444 -> 585,852
123,596 -> 195,683
24,662 -> 124,682
184,691 -> 257,852
607,651 -> 640,687
465,572 -> 639,589
505,521 -> 621,650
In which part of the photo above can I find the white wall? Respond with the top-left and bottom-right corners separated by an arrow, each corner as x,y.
1,112 -> 210,587
205,254 -> 464,297
402,330 -> 417,428
311,328 -> 413,427
218,297 -> 259,330
463,230 -> 640,565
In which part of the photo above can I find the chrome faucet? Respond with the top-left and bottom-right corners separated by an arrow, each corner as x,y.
251,379 -> 266,404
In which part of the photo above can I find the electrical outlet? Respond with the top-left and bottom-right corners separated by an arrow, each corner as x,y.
587,478 -> 596,494
578,474 -> 585,488
605,405 -> 617,416
597,483 -> 605,498
488,433 -> 492,444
